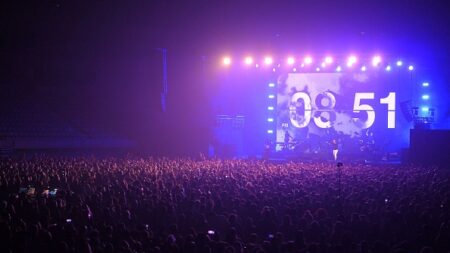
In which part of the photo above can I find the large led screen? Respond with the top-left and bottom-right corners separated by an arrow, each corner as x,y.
276,72 -> 412,155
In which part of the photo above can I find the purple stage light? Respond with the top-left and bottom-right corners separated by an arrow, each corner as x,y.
325,56 -> 333,64
267,130 -> 274,134
408,65 -> 414,71
372,55 -> 382,66
347,55 -> 357,67
304,56 -> 313,65
396,60 -> 403,66
287,57 -> 295,65
336,66 -> 342,72
244,56 -> 253,65
264,57 -> 273,65
385,65 -> 392,71
422,94 -> 429,100
223,57 -> 231,66
422,82 -> 429,87
361,66 -> 367,72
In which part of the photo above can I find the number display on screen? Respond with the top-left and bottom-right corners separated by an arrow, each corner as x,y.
289,92 -> 396,129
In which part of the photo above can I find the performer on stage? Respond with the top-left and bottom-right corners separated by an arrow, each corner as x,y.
331,139 -> 339,161
263,139 -> 271,160
284,130 -> 292,150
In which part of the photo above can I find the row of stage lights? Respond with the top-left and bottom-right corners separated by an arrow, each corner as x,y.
267,82 -> 276,134
222,55 -> 414,72
420,82 -> 432,114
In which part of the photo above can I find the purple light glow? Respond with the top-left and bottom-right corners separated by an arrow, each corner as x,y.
304,56 -> 313,65
325,56 -> 333,64
264,57 -> 273,65
287,57 -> 295,65
372,55 -> 382,66
223,57 -> 231,65
347,55 -> 357,67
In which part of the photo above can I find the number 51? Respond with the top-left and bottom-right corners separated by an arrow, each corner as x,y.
353,92 -> 396,129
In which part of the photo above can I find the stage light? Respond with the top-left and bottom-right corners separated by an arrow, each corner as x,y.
372,55 -> 382,66
244,56 -> 253,65
300,63 -> 305,68
264,57 -> 273,65
267,130 -> 274,134
422,94 -> 430,100
361,66 -> 367,72
422,82 -> 429,87
321,62 -> 326,68
268,83 -> 275,87
347,55 -> 357,67
255,64 -> 259,68
304,56 -> 313,65
287,57 -> 295,65
336,66 -> 342,72
316,67 -> 321,72
267,106 -> 274,110
396,60 -> 403,66
223,57 -> 231,65
325,56 -> 333,64
421,106 -> 429,112
268,94 -> 275,99
292,67 -> 297,72
272,68 -> 276,72
408,65 -> 414,71
267,118 -> 274,122
386,65 -> 391,71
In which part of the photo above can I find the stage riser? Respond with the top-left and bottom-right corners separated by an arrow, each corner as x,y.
409,129 -> 450,166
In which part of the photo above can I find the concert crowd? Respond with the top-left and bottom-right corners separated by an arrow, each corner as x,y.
0,157 -> 449,253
